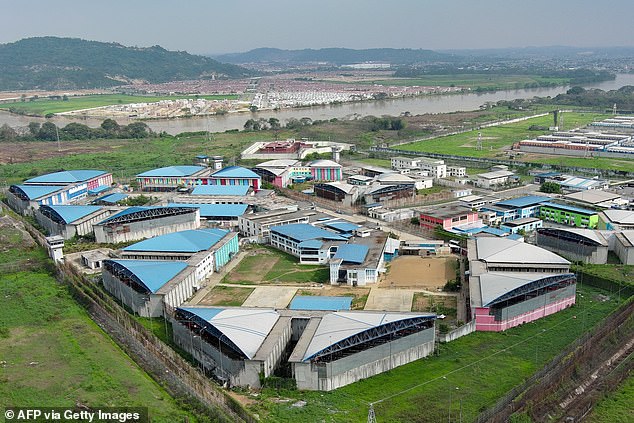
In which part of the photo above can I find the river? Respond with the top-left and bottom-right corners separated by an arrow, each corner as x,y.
2,74 -> 634,135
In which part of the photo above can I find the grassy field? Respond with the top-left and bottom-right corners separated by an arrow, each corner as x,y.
0,214 -> 198,422
0,93 -> 240,116
586,375 -> 634,423
225,245 -> 330,285
249,284 -> 625,422
573,263 -> 634,288
397,112 -> 634,173
200,286 -> 255,306
0,131 -> 294,185
365,74 -> 570,90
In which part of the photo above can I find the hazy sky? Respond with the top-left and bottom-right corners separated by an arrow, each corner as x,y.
2,0 -> 633,55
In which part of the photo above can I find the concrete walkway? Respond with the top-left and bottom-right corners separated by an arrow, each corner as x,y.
364,288 -> 415,312
242,286 -> 298,308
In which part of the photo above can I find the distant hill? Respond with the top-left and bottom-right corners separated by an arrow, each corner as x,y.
214,47 -> 458,65
0,37 -> 255,90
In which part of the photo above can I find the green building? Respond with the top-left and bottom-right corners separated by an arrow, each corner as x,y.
539,202 -> 598,229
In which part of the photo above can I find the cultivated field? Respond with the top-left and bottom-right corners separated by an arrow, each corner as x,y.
380,255 -> 458,290
0,93 -> 239,116
366,74 -> 570,90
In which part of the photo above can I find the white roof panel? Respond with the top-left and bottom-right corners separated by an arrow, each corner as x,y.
302,311 -> 433,361
603,210 -> 634,225
181,307 -> 279,359
476,237 -> 570,265
478,272 -> 563,306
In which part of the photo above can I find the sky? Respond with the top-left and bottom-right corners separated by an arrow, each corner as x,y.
2,0 -> 633,55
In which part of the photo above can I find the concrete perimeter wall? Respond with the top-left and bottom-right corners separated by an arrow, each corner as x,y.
294,327 -> 435,391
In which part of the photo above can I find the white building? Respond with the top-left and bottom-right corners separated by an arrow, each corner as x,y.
447,166 -> 467,177
476,170 -> 515,188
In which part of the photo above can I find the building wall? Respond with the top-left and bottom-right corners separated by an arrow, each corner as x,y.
94,211 -> 200,244
102,271 -> 164,317
162,271 -> 198,310
501,220 -> 543,234
475,285 -> 576,332
539,206 -> 598,229
172,322 -> 259,387
476,176 -> 508,188
213,233 -> 239,270
293,327 -> 435,391
311,167 -> 342,182
34,208 -> 111,239
535,232 -> 608,264
614,235 -> 634,265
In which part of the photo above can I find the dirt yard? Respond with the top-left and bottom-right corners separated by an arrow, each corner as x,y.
224,249 -> 279,284
198,286 -> 254,307
379,255 -> 458,290
411,293 -> 458,317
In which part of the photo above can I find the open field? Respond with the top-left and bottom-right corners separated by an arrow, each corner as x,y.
573,263 -> 634,288
0,212 -> 197,422
380,256 -> 458,290
295,287 -> 370,310
586,374 -> 634,423
249,285 -> 626,422
198,286 -> 255,307
411,293 -> 458,317
401,112 -> 608,157
365,74 -> 570,90
0,131 -> 295,184
0,93 -> 239,116
224,245 -> 330,285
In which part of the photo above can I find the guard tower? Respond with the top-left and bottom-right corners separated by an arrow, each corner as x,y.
45,235 -> 64,263
211,156 -> 224,171
331,146 -> 342,163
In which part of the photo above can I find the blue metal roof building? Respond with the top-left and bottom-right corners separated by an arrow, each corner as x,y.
169,203 -> 248,219
323,222 -> 361,233
333,244 -> 369,263
289,296 -> 353,311
9,184 -> 65,200
137,165 -> 207,177
93,193 -> 128,204
540,202 -> 597,215
496,195 -> 551,208
25,170 -> 109,184
104,259 -> 189,293
191,185 -> 250,196
269,224 -> 346,242
123,229 -> 231,253
211,166 -> 260,179
38,205 -> 103,224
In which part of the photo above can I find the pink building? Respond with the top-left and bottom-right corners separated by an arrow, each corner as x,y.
419,205 -> 479,230
468,238 -> 576,332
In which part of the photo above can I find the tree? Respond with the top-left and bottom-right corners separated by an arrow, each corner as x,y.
410,217 -> 420,226
28,122 -> 41,136
37,122 -> 58,141
61,122 -> 92,140
101,118 -> 120,133
268,117 -> 281,130
0,124 -> 17,141
540,181 -> 561,194
125,122 -> 150,138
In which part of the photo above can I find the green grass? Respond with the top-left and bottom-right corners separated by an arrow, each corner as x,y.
263,250 -> 330,284
586,374 -> 634,423
0,131 -> 295,185
0,94 -> 239,116
202,286 -> 255,306
249,285 -> 626,422
227,245 -> 330,285
573,263 -> 634,287
397,112 -> 634,173
358,158 -> 392,168
0,231 -> 198,422
365,74 -> 570,90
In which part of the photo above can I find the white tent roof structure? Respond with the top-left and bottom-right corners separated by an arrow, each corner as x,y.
302,311 -> 434,361
476,237 -> 570,265
478,272 -> 565,307
178,307 -> 280,359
